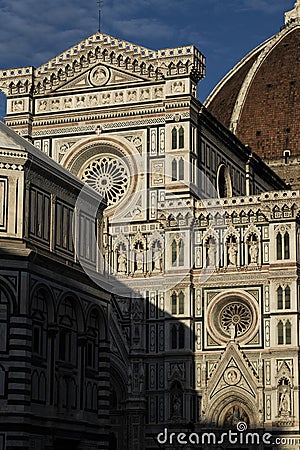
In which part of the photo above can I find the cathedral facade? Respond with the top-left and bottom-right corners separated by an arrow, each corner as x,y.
1,2 -> 300,450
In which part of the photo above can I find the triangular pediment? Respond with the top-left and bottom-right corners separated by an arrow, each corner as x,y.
0,31 -> 205,97
208,342 -> 259,401
53,63 -> 148,93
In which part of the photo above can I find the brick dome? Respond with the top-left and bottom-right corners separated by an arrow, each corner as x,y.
205,3 -> 300,161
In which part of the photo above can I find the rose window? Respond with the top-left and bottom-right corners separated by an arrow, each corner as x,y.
219,302 -> 252,336
81,155 -> 129,206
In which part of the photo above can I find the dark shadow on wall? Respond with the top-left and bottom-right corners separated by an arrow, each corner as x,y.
0,246 -> 292,450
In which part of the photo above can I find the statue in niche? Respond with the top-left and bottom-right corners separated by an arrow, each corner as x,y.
152,242 -> 163,272
139,364 -> 145,393
206,237 -> 216,267
227,237 -> 238,266
117,249 -> 127,273
278,380 -> 291,417
127,365 -> 133,394
135,244 -> 144,273
170,382 -> 183,420
249,237 -> 259,264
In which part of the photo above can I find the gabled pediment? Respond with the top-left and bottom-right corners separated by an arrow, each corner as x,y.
0,32 -> 205,96
52,63 -> 148,93
208,342 -> 259,401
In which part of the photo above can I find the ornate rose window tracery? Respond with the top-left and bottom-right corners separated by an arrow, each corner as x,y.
219,302 -> 252,337
81,154 -> 130,207
206,293 -> 259,345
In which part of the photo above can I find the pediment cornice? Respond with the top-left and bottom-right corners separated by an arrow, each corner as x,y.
0,32 -> 205,96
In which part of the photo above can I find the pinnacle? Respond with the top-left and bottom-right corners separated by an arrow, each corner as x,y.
285,0 -> 300,25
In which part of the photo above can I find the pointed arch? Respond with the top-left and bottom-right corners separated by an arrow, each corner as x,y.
178,126 -> 184,148
285,286 -> 291,309
178,157 -> 184,180
284,231 -> 290,259
286,320 -> 291,344
172,158 -> 177,180
178,292 -> 185,315
276,233 -> 283,260
278,320 -> 284,345
172,127 -> 177,150
277,286 -> 283,309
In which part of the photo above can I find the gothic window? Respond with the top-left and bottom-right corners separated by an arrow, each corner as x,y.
277,233 -> 283,260
56,201 -> 74,254
31,288 -> 48,358
277,286 -> 283,310
178,324 -> 185,348
276,231 -> 290,260
29,187 -> 50,242
286,320 -> 291,345
285,286 -> 291,309
170,324 -> 185,349
284,232 -> 290,259
178,158 -> 184,180
31,370 -> 47,403
178,239 -> 184,266
172,127 -> 177,150
277,320 -> 291,345
171,292 -> 185,315
178,292 -> 185,315
58,297 -> 78,365
172,159 -> 177,181
179,126 -> 184,149
171,292 -> 177,315
278,321 -> 284,345
171,126 -> 185,150
172,239 -> 177,266
86,311 -> 100,370
171,325 -> 177,349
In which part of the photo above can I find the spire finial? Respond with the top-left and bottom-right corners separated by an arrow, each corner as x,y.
285,0 -> 300,25
97,0 -> 102,33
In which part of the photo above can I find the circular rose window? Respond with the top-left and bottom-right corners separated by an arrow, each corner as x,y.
207,293 -> 258,344
219,302 -> 252,337
81,154 -> 130,207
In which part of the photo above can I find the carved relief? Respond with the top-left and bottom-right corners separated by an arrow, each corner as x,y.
90,65 -> 110,86
150,160 -> 165,187
12,99 -> 24,112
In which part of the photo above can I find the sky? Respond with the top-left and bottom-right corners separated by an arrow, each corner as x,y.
0,0 -> 292,119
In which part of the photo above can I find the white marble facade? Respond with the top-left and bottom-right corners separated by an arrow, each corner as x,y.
0,29 -> 299,450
